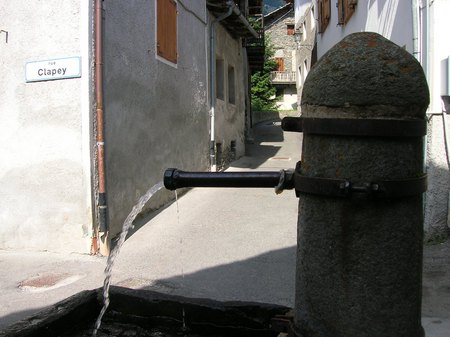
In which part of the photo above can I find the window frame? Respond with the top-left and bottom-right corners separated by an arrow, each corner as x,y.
287,23 -> 295,35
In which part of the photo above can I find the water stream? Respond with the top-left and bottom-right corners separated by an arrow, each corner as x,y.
92,181 -> 164,337
175,191 -> 188,334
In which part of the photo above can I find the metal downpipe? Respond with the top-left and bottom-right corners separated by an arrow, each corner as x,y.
411,0 -> 420,61
93,0 -> 109,256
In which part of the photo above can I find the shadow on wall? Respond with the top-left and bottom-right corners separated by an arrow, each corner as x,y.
425,158 -> 450,244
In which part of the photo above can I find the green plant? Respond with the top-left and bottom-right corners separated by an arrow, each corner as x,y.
251,37 -> 278,112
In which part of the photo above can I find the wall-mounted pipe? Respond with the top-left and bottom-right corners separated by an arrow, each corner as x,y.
411,0 -> 420,61
93,0 -> 109,255
209,2 -> 234,171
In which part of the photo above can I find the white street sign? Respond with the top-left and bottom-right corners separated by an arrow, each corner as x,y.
25,57 -> 81,82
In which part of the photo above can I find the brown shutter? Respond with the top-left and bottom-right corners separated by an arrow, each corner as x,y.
318,0 -> 330,33
345,0 -> 356,24
157,0 -> 177,64
338,0 -> 356,25
276,58 -> 285,72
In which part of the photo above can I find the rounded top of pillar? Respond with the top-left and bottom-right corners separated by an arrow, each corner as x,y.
301,32 -> 429,117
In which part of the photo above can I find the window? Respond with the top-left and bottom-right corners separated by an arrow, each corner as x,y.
216,58 -> 224,100
157,0 -> 177,64
318,0 -> 331,34
228,65 -> 235,104
304,60 -> 309,81
298,65 -> 303,87
275,57 -> 285,71
287,24 -> 295,35
337,0 -> 357,25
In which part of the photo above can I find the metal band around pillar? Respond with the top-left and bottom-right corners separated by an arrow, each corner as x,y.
294,171 -> 428,198
282,117 -> 427,137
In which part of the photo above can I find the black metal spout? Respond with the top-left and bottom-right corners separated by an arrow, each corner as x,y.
164,168 -> 294,191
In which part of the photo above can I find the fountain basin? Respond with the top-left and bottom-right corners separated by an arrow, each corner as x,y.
0,286 -> 290,337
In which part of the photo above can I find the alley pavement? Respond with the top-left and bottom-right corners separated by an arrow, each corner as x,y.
1,117 -> 449,336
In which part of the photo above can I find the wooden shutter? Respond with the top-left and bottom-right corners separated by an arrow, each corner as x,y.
338,0 -> 356,25
157,0 -> 177,64
318,0 -> 330,34
276,58 -> 285,72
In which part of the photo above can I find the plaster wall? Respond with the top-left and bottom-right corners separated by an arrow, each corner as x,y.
214,21 -> 247,165
294,3 -> 316,110
314,0 -> 414,59
424,0 -> 450,240
103,0 -> 209,239
277,86 -> 298,110
295,0 -> 311,25
427,0 -> 450,113
0,1 -> 93,253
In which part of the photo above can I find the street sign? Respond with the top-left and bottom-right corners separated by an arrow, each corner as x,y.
25,57 -> 81,82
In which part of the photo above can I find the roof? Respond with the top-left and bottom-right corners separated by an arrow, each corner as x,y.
264,3 -> 293,28
206,0 -> 259,39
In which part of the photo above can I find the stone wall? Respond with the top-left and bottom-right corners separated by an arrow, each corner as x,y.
266,9 -> 296,72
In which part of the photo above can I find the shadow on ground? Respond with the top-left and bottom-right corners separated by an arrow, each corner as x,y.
233,120 -> 286,169
116,246 -> 298,308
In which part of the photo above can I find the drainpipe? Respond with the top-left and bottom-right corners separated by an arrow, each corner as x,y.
412,0 -> 420,61
93,0 -> 109,255
209,2 -> 234,171
424,0 -> 430,84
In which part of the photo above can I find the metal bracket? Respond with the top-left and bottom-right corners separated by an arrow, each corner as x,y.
271,310 -> 299,337
282,116 -> 427,137
294,169 -> 427,199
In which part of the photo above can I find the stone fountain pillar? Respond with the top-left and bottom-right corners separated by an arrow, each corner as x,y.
293,33 -> 429,337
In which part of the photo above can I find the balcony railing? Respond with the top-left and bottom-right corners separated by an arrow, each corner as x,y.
270,71 -> 296,84
243,29 -> 265,48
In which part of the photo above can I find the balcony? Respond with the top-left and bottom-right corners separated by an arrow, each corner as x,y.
243,28 -> 265,72
270,71 -> 296,84
206,1 -> 265,72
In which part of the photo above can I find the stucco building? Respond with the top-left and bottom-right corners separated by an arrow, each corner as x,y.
0,0 -> 263,255
265,2 -> 298,111
294,0 -> 450,241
